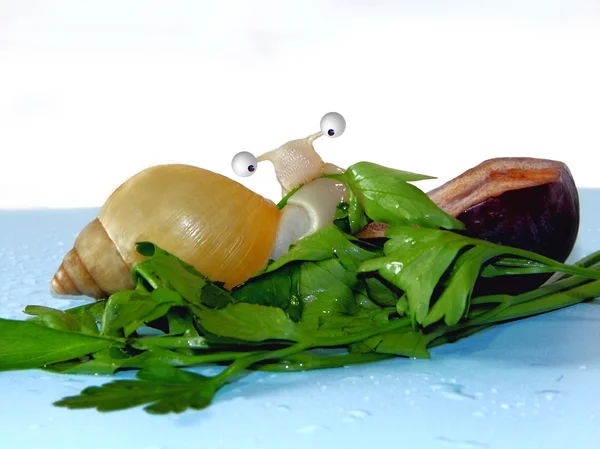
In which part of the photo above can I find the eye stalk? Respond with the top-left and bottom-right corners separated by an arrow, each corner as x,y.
255,132 -> 326,195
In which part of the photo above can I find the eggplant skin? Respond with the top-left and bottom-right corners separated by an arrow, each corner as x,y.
457,181 -> 580,296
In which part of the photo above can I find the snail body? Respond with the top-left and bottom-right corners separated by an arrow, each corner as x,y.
51,132 -> 348,299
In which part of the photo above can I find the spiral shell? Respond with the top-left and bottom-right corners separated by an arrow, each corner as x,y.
51,164 -> 281,298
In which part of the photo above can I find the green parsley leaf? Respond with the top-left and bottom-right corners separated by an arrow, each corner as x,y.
100,288 -> 183,337
231,263 -> 304,322
24,305 -> 86,333
262,225 -> 379,274
298,259 -> 369,333
351,328 -> 439,359
361,275 -> 402,307
54,364 -> 219,414
193,302 -> 306,343
134,242 -> 233,309
342,161 -> 464,230
0,319 -> 116,371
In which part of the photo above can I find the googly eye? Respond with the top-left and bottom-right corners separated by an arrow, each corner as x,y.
320,112 -> 346,138
231,151 -> 258,177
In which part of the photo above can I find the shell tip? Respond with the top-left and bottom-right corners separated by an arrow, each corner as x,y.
50,269 -> 80,297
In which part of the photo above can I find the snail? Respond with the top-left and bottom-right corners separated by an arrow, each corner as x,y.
50,112 -> 351,299
50,109 -> 581,300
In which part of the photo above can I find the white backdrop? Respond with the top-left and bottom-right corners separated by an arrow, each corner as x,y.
1,1 -> 599,209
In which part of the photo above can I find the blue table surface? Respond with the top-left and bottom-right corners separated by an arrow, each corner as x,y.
1,189 -> 599,449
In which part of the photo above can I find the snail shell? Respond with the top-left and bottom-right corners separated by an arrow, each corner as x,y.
51,133 -> 348,299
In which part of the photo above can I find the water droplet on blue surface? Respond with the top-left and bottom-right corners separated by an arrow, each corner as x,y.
434,436 -> 489,448
535,389 -> 563,400
341,375 -> 363,382
297,424 -> 329,434
343,409 -> 371,422
430,383 -> 476,401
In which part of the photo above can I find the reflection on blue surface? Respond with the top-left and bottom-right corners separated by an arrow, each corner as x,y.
1,190 -> 599,449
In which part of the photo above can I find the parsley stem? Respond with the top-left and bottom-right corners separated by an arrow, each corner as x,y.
213,342 -> 312,387
572,249 -> 600,268
465,277 -> 600,330
492,246 -> 600,280
546,249 -> 600,283
482,278 -> 600,324
428,323 -> 493,349
275,184 -> 302,209
132,262 -> 161,289
471,260 -> 600,308
255,351 -> 394,372
310,317 -> 412,347
472,255 -> 600,304
160,350 -> 255,366
431,262 -> 600,347
212,317 -> 412,386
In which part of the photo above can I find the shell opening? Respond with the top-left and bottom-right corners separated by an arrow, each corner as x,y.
270,177 -> 349,259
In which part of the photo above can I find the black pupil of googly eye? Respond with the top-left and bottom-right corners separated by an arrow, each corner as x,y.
248,165 -> 255,172
328,129 -> 335,136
